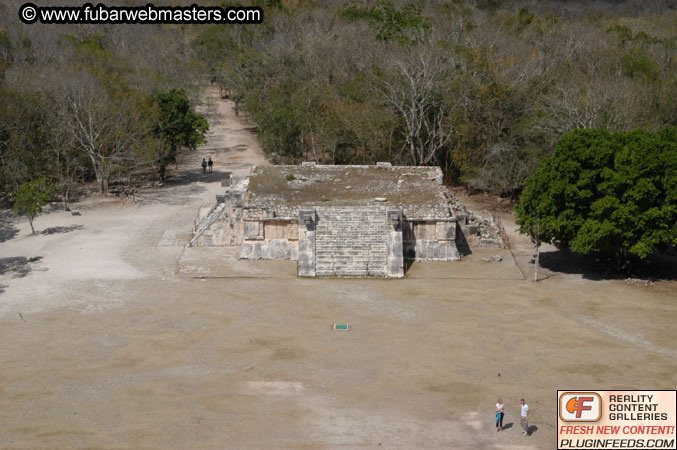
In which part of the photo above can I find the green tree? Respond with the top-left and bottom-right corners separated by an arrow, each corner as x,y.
339,1 -> 430,45
620,48 -> 658,80
13,177 -> 53,234
516,128 -> 677,262
152,89 -> 209,168
0,88 -> 51,195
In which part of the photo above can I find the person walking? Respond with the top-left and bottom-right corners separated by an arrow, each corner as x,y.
208,156 -> 213,173
520,399 -> 529,435
495,399 -> 505,432
201,158 -> 207,174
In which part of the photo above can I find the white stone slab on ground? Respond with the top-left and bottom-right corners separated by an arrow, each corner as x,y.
178,246 -> 296,278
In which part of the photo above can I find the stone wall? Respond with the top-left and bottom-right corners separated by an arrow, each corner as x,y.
403,219 -> 461,261
189,163 -> 491,276
239,219 -> 299,259
195,204 -> 244,246
191,190 -> 246,247
239,238 -> 298,260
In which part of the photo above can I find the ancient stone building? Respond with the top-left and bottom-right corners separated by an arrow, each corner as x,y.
191,163 -> 502,278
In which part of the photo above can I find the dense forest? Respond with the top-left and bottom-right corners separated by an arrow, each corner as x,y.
197,0 -> 676,196
1,0 -> 676,207
0,0 -> 208,207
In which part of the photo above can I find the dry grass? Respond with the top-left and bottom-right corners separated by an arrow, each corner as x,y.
247,165 -> 448,206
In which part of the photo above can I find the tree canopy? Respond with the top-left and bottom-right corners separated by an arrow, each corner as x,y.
1,0 -> 675,204
152,88 -> 209,165
516,127 -> 677,260
13,177 -> 53,234
190,1 -> 676,195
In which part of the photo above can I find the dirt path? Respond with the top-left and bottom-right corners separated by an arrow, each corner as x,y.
0,90 -> 675,450
0,86 -> 266,317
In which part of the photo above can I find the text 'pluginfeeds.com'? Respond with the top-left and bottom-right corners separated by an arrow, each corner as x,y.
19,3 -> 263,24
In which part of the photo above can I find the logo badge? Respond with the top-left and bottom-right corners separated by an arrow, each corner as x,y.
559,392 -> 602,422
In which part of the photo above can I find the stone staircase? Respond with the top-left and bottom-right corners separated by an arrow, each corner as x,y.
314,206 -> 387,277
189,203 -> 227,247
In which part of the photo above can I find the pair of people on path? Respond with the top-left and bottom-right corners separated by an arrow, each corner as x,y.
201,157 -> 213,173
495,398 -> 529,435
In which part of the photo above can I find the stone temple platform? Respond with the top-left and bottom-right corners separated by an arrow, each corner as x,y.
191,163 -> 503,278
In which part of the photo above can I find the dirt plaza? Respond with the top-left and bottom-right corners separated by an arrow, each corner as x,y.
1,91 -> 675,449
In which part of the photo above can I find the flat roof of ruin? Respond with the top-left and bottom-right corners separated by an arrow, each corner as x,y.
246,164 -> 450,207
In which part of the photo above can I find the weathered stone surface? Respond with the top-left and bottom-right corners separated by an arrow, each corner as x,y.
244,221 -> 263,240
404,240 -> 460,261
313,206 -> 389,277
192,164 -> 489,277
239,239 -> 298,260
386,208 -> 404,278
435,220 -> 456,241
297,208 -> 316,276
480,238 -> 502,248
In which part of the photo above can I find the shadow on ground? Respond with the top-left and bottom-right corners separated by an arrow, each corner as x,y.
168,170 -> 232,187
536,250 -> 677,281
41,225 -> 84,235
225,144 -> 248,152
136,181 -> 208,206
0,256 -> 43,279
0,216 -> 19,243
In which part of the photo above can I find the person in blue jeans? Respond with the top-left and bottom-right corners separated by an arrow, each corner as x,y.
495,399 -> 505,432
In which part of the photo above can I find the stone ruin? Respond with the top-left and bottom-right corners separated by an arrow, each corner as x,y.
190,163 -> 504,278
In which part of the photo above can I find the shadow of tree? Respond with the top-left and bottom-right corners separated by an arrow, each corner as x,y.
169,170 -> 229,186
137,183 -> 208,206
0,216 -> 20,243
225,144 -> 248,152
537,249 -> 677,281
0,256 -> 43,278
41,225 -> 84,235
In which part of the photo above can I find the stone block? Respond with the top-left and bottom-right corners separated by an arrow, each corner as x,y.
435,221 -> 456,241
298,223 -> 316,277
299,208 -> 316,227
480,238 -> 502,248
387,256 -> 404,278
239,241 -> 260,259
244,221 -> 263,240
387,209 -> 402,227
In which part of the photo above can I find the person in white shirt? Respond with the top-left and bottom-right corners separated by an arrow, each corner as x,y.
495,399 -> 505,431
520,399 -> 530,435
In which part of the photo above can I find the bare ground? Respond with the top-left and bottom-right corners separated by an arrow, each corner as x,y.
1,88 -> 675,450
